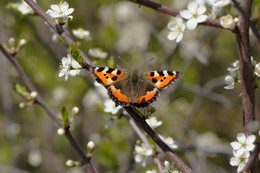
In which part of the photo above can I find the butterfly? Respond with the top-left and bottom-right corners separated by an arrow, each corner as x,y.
87,65 -> 182,107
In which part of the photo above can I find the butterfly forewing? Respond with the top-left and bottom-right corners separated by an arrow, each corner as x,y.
146,70 -> 182,89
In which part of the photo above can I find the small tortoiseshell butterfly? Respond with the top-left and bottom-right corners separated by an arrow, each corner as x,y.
87,65 -> 182,107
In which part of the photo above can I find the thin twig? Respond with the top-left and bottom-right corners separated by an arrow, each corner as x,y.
128,0 -> 222,28
231,0 -> 260,43
124,113 -> 164,173
124,107 -> 193,173
0,44 -> 98,173
23,0 -> 93,67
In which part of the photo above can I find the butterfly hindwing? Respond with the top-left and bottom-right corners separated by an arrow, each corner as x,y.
146,70 -> 182,89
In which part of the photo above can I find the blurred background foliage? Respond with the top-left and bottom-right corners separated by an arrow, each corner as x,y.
0,0 -> 260,173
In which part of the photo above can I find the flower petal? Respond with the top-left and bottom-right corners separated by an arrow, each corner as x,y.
186,19 -> 198,30
180,10 -> 192,19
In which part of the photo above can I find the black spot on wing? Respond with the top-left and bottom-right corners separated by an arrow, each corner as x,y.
111,76 -> 118,81
152,78 -> 157,83
117,70 -> 122,75
150,72 -> 155,77
106,68 -> 115,73
95,77 -> 102,84
96,67 -> 104,72
158,71 -> 164,76
168,71 -> 174,76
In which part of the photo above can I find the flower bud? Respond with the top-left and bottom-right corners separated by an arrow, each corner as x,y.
57,128 -> 65,135
87,141 -> 95,152
30,91 -> 38,99
19,102 -> 27,109
72,106 -> 79,115
66,159 -> 75,167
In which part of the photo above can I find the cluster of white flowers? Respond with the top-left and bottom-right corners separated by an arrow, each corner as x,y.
46,1 -> 74,25
224,57 -> 260,89
230,133 -> 256,172
58,54 -> 82,81
134,143 -> 153,167
167,0 -> 239,42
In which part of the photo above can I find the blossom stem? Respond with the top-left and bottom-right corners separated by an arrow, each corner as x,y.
23,0 -> 93,67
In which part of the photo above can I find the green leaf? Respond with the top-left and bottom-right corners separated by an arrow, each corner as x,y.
60,105 -> 69,123
70,43 -> 83,65
13,83 -> 30,99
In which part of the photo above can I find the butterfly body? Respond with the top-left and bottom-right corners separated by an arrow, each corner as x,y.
88,66 -> 182,107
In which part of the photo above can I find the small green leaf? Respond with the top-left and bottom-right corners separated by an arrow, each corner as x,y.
70,43 -> 83,65
60,105 -> 69,123
13,83 -> 30,99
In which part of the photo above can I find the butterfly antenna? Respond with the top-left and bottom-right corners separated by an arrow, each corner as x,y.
118,56 -> 133,70
137,57 -> 154,69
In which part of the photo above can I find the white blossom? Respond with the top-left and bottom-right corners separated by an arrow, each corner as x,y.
230,133 -> 256,156
180,2 -> 208,30
103,99 -> 122,115
163,161 -> 180,173
227,60 -> 240,72
220,15 -> 235,29
146,116 -> 162,129
209,6 -> 221,19
159,135 -> 178,149
224,75 -> 235,89
213,0 -> 231,8
46,1 -> 74,24
134,143 -> 153,167
254,63 -> 260,77
17,1 -> 35,15
7,0 -> 36,15
88,48 -> 108,59
230,151 -> 250,173
167,16 -> 186,42
58,54 -> 82,81
145,169 -> 157,173
72,28 -> 92,40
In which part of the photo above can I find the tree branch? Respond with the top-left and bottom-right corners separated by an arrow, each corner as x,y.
22,0 -> 193,172
0,44 -> 97,173
231,0 -> 260,43
124,107 -> 193,173
128,0 -> 222,28
235,0 -> 255,135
